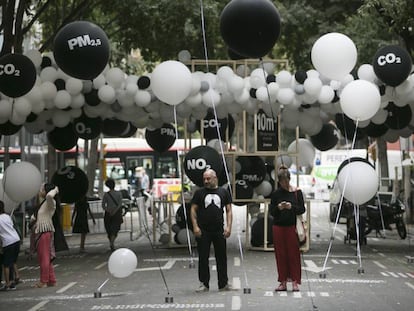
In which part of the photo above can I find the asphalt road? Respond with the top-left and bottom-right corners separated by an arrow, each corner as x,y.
1,201 -> 413,311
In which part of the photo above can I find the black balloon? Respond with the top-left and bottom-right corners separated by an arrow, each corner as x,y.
102,118 -> 130,137
335,113 -> 366,141
294,70 -> 308,84
227,48 -> 246,60
0,53 -> 37,98
120,122 -> 137,138
196,109 -> 235,142
362,122 -> 388,138
233,179 -> 254,206
372,45 -> 412,87
183,145 -> 222,187
0,121 -> 22,136
145,123 -> 176,153
220,0 -> 281,58
310,123 -> 339,151
137,76 -> 151,89
84,89 -> 101,106
51,166 -> 89,203
251,215 -> 273,247
47,124 -> 78,151
384,102 -> 412,130
73,115 -> 102,139
40,56 -> 52,69
53,21 -> 110,80
235,156 -> 266,187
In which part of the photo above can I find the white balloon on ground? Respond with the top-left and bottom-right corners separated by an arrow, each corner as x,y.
311,32 -> 357,81
108,248 -> 137,278
340,80 -> 381,121
337,160 -> 378,205
3,161 -> 42,202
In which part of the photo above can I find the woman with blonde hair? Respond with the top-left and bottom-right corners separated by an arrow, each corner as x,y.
269,165 -> 306,292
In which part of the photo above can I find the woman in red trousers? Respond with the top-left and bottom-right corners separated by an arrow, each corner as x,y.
30,183 -> 59,288
269,165 -> 306,292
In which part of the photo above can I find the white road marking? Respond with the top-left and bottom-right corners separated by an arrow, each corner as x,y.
293,292 -> 302,298
232,277 -> 241,289
373,261 -> 387,269
94,262 -> 107,270
234,257 -> 240,266
136,259 -> 175,271
28,300 -> 49,311
56,282 -> 77,294
406,282 -> 414,290
231,296 -> 241,310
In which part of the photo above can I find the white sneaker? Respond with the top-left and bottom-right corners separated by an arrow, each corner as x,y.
195,283 -> 209,293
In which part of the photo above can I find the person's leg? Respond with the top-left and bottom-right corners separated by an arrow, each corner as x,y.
272,226 -> 288,284
37,233 -> 51,284
212,232 -> 228,289
285,226 -> 301,285
196,231 -> 212,288
80,233 -> 86,251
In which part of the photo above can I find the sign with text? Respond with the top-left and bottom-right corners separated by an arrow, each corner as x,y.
256,109 -> 278,151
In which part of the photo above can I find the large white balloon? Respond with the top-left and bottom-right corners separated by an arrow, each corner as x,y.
0,180 -> 19,213
287,139 -> 315,168
340,80 -> 381,121
108,248 -> 138,278
3,161 -> 42,202
337,159 -> 378,205
151,60 -> 193,106
311,32 -> 357,81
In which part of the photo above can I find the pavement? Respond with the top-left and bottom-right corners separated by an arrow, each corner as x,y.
1,201 -> 414,311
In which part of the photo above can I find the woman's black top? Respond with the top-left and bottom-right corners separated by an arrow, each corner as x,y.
269,187 -> 306,226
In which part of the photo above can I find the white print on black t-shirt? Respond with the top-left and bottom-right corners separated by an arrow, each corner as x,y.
204,193 -> 221,209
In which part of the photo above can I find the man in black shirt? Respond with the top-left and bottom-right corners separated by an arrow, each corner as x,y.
190,168 -> 235,292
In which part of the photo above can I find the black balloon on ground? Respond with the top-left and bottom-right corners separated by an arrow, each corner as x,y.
145,123 -> 176,153
51,166 -> 88,203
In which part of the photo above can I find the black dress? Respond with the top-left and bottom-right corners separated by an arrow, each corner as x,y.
72,200 -> 90,234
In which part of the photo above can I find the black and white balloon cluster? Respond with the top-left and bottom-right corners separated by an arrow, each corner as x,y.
0,11 -> 412,153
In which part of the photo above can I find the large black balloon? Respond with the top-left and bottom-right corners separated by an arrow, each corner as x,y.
384,102 -> 412,130
183,145 -> 222,187
372,45 -> 412,87
235,156 -> 266,187
102,119 -> 130,137
0,53 -> 37,98
196,109 -> 235,142
51,166 -> 88,203
233,179 -> 254,206
73,115 -> 102,139
47,124 -> 78,151
310,123 -> 339,151
120,123 -> 137,138
53,21 -> 110,80
0,121 -> 22,136
220,0 -> 281,58
145,124 -> 176,153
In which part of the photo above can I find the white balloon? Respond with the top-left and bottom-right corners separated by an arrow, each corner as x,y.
24,49 -> 42,68
318,85 -> 335,104
98,85 -> 116,104
254,180 -> 273,197
40,81 -> 58,101
357,64 -> 376,82
202,89 -> 221,108
0,180 -> 19,213
277,88 -> 295,106
287,138 -> 315,168
304,77 -> 323,96
105,67 -> 125,89
40,67 -> 58,82
340,80 -> 381,121
151,60 -> 192,106
371,108 -> 388,125
65,78 -> 83,95
125,83 -> 138,96
134,90 -> 152,107
93,74 -> 106,89
0,99 -> 13,118
71,94 -> 85,108
14,97 -> 32,117
276,70 -> 293,87
337,160 -> 378,205
311,32 -> 357,81
108,248 -> 137,278
178,50 -> 191,62
54,90 -> 72,109
3,161 -> 42,202
52,109 -> 71,127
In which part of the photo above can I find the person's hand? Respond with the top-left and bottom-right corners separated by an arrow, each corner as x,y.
223,227 -> 231,238
93,220 -> 96,225
193,226 -> 202,238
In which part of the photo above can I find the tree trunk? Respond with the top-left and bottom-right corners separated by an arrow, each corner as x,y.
47,143 -> 57,182
377,137 -> 390,191
87,138 -> 99,197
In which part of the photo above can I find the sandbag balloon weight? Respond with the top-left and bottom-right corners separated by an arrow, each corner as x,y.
3,161 -> 42,202
51,166 -> 88,203
53,21 -> 110,80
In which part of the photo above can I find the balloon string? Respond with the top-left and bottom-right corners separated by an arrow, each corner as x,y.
258,58 -> 278,122
199,0 -> 209,73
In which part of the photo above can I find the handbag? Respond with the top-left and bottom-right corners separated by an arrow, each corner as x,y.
294,191 -> 307,246
296,214 -> 307,246
106,192 -> 122,216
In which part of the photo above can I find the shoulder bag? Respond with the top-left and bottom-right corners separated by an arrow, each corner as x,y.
294,191 -> 307,246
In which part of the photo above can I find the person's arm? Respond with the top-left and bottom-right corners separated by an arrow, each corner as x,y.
293,190 -> 306,214
191,203 -> 201,237
46,187 -> 59,212
224,203 -> 232,238
87,203 -> 96,224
